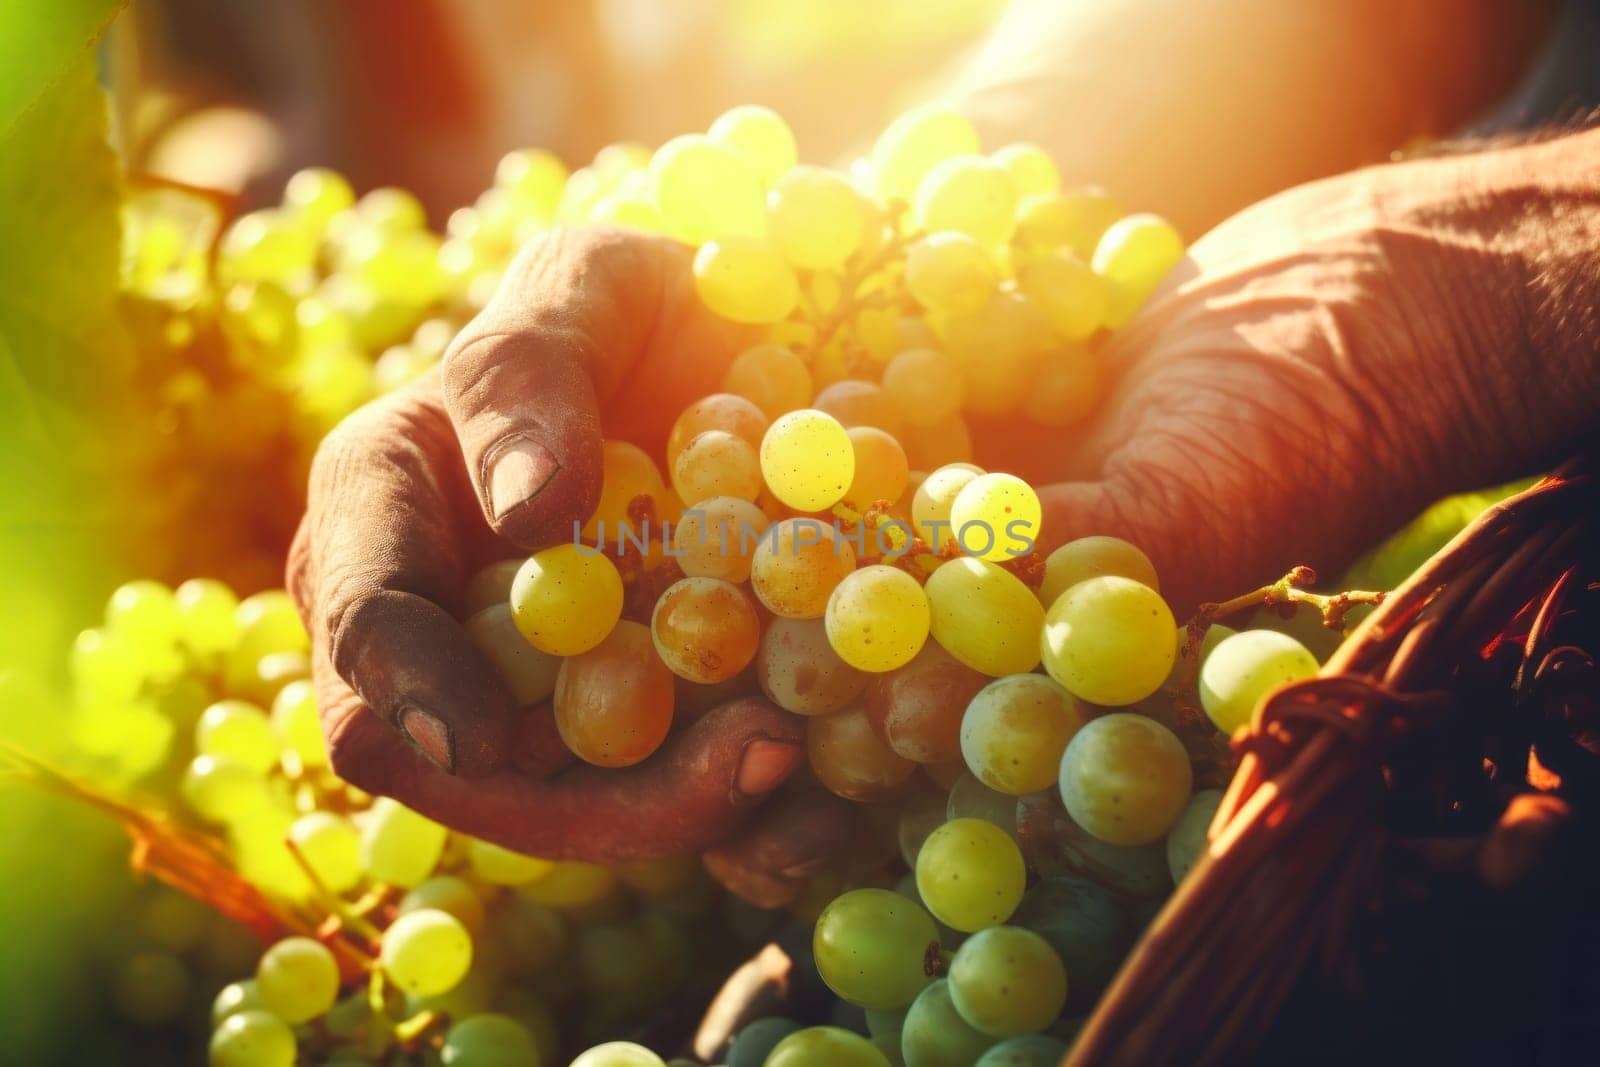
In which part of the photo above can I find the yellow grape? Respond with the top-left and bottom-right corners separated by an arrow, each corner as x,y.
510,545 -> 624,657
518,860 -> 617,909
759,410 -> 855,512
881,347 -> 966,429
991,143 -> 1061,199
1039,536 -> 1159,607
583,440 -> 667,541
1013,187 -> 1124,258
283,166 -> 355,226
721,343 -> 813,419
914,156 -> 1019,248
650,577 -> 762,684
496,147 -> 568,220
960,674 -> 1087,796
912,463 -> 984,552
195,699 -> 277,774
808,705 -> 916,802
949,473 -> 1042,562
465,604 -> 562,707
750,519 -> 858,618
708,105 -> 798,185
768,165 -> 870,269
844,427 -> 910,509
871,108 -> 981,204
814,379 -> 907,441
467,838 -> 554,887
554,620 -> 675,767
671,429 -> 763,504
571,1042 -> 666,1067
1092,212 -> 1185,327
1040,575 -> 1175,705
590,190 -> 665,232
925,558 -> 1043,676
672,495 -> 770,582
825,565 -> 931,673
270,679 -> 327,769
756,617 -> 868,716
904,232 -> 997,314
915,818 -> 1026,932
1057,713 -> 1192,846
1022,344 -> 1101,428
287,811 -> 361,893
665,393 -> 769,469
181,755 -> 267,823
693,236 -> 799,324
361,797 -> 449,888
256,936 -> 339,1023
381,909 -> 473,997
648,134 -> 766,242
1018,250 -> 1106,340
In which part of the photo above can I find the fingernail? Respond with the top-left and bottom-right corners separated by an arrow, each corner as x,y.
488,438 -> 559,520
399,704 -> 456,773
734,739 -> 801,799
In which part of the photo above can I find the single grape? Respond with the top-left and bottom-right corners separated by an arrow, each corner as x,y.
672,495 -> 769,582
897,785 -> 950,867
750,518 -> 858,619
756,616 -> 868,715
174,577 -> 241,655
948,473 -> 1041,562
759,410 -> 856,512
440,1013 -> 540,1067
1091,212 -> 1184,327
767,1026 -> 893,1067
814,888 -> 938,1010
845,426 -> 911,510
582,439 -> 668,542
721,343 -> 813,419
496,147 -> 568,219
650,577 -> 762,683
1166,788 -> 1224,884
904,232 -> 997,314
288,812 -> 361,893
901,979 -> 998,1067
554,620 -> 675,767
1197,629 -> 1320,734
468,837 -> 555,887
70,627 -> 142,703
381,908 -> 473,997
105,579 -> 181,648
768,165 -> 869,269
1058,713 -> 1192,846
912,463 -> 984,552
727,1017 -> 801,1067
195,699 -> 278,773
946,772 -> 1020,838
465,604 -> 563,706
1010,875 -> 1131,1011
990,144 -> 1060,199
569,1040 -> 666,1067
709,104 -> 798,184
813,379 -> 909,441
355,186 -> 427,231
693,236 -> 799,324
1039,536 -> 1159,607
1018,250 -> 1105,341
284,166 -> 356,224
181,755 -> 268,823
809,705 -> 916,802
212,979 -> 265,1026
825,566 -> 930,673
925,558 -> 1044,676
1013,187 -> 1123,259
209,1009 -> 297,1067
866,641 -> 987,763
665,393 -> 769,469
881,348 -> 966,429
974,1035 -> 1073,1067
270,679 -> 328,768
915,818 -> 1026,932
871,108 -> 981,203
1040,576 -> 1175,705
361,796 -> 449,888
649,133 -> 766,243
914,157 -> 1018,248
947,926 -> 1067,1037
961,674 -> 1086,796
256,936 -> 339,1023
671,428 -> 764,503
400,876 -> 488,935
509,545 -> 624,657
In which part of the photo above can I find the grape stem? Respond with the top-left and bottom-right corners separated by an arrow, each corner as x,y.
1195,565 -> 1386,633
285,837 -> 385,945
801,206 -> 914,358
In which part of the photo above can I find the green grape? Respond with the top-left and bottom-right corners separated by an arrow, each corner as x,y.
881,348 -> 966,429
709,104 -> 797,183
925,558 -> 1044,676
759,409 -> 855,511
509,544 -> 624,656
590,188 -> 665,231
569,1041 -> 666,1067
71,627 -> 142,703
208,1009 -> 297,1067
914,157 -> 1018,248
904,232 -> 997,314
232,591 -> 310,678
673,496 -> 770,583
231,809 -> 312,900
897,786 -> 949,866
212,979 -> 265,1026
1018,250 -> 1105,341
256,936 -> 339,1023
961,674 -> 1086,796
1091,212 -> 1184,327
768,1026 -> 892,1067
466,603 -> 563,706
750,519 -> 858,619
1166,788 -> 1224,883
912,463 -> 983,551
181,755 -> 268,823
947,926 -> 1067,1037
808,705 -> 917,802
1010,875 -> 1130,1011
270,679 -> 328,769
288,812 -> 361,893
218,209 -> 318,286
814,888 -> 938,1010
722,343 -> 813,420
866,1007 -> 909,1039
650,133 -> 767,243
948,473 -> 1041,562
354,186 -> 427,231
496,147 -> 568,219
825,566 -> 931,673
381,908 -> 473,997
666,393 -> 770,468
756,616 -> 868,715
555,620 -> 676,767
195,700 -> 279,773
845,426 -> 911,511
111,951 -> 190,1024
175,578 -> 240,653
1013,187 -> 1123,259
946,772 -> 1019,838
871,108 -> 981,204
867,642 -> 987,764
991,144 -> 1060,199
727,1017 -> 800,1067
671,428 -> 764,503
1040,576 -> 1175,705
105,579 -> 182,649
901,979 -> 997,1067
650,577 -> 761,684
361,796 -> 449,887
284,167 -> 355,223
468,837 -> 555,887
440,1013 -> 539,1067
1057,713 -> 1191,846
768,164 -> 869,269
915,818 -> 1026,932
1038,536 -> 1159,607
693,236 -> 799,324
1197,629 -> 1320,734
974,1035 -> 1072,1067
465,558 -> 527,615
399,875 -> 487,935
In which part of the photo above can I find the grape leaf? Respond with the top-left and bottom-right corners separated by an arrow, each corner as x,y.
0,0 -> 125,136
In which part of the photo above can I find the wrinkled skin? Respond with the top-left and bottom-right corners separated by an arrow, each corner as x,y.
289,138 -> 1597,902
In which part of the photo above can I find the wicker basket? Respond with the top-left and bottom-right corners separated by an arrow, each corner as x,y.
1068,456 -> 1600,1065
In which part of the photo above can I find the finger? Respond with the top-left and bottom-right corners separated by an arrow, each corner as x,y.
294,381 -> 516,777
702,784 -> 858,907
